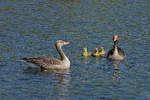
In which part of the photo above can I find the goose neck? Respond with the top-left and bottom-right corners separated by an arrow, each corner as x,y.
56,44 -> 67,61
113,40 -> 119,54
114,40 -> 118,49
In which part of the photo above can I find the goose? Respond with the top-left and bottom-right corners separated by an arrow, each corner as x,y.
92,47 -> 99,57
82,48 -> 92,57
22,40 -> 70,69
99,46 -> 106,56
107,35 -> 125,60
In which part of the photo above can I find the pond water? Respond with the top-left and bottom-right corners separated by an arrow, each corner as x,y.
0,0 -> 150,99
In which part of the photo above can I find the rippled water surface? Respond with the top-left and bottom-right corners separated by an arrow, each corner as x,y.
0,0 -> 150,99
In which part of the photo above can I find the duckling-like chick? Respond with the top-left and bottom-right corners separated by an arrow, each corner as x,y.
99,46 -> 106,56
92,47 -> 99,57
82,48 -> 92,57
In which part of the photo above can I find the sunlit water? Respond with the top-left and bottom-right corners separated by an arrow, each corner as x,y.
0,0 -> 150,99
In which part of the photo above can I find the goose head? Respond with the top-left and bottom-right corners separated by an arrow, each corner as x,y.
83,48 -> 88,52
56,40 -> 69,47
113,35 -> 118,48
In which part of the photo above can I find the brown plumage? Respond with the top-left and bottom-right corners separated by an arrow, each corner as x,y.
107,35 -> 125,60
23,58 -> 61,66
22,40 -> 70,69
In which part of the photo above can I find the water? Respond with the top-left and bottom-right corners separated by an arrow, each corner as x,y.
0,0 -> 150,99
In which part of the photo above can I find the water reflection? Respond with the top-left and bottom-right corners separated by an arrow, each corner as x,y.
113,60 -> 120,70
23,67 -> 70,75
23,67 -> 70,99
83,56 -> 88,64
41,68 -> 70,75
83,56 -> 102,64
23,67 -> 41,75
95,57 -> 99,64
52,74 -> 70,100
112,60 -> 122,83
43,69 -> 70,100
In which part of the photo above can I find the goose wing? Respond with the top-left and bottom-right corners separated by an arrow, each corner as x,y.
118,47 -> 125,56
22,57 -> 62,67
107,48 -> 114,58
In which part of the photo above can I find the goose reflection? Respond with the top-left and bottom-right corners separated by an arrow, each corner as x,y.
23,67 -> 70,99
23,66 -> 70,75
112,60 -> 121,82
41,68 -> 70,75
83,56 -> 88,64
52,73 -> 70,100
83,56 -> 99,64
95,56 -> 99,64
46,69 -> 70,100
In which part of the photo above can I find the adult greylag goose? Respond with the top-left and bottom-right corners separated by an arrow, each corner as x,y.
22,40 -> 70,69
107,35 -> 125,60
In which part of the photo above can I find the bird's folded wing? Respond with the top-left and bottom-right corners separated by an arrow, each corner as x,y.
22,57 -> 62,67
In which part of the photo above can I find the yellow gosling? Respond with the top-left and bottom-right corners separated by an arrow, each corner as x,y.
82,48 -> 92,57
92,47 -> 99,57
99,46 -> 106,56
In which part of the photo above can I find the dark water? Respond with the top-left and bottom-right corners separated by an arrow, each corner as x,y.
0,0 -> 150,99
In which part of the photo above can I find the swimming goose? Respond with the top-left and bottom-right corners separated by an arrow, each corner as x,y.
107,35 -> 125,60
22,40 -> 70,69
99,46 -> 106,56
82,48 -> 92,57
92,47 -> 99,57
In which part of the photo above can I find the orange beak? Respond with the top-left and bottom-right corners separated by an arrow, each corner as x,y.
63,41 -> 70,45
113,35 -> 118,41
